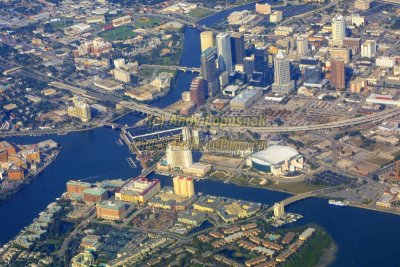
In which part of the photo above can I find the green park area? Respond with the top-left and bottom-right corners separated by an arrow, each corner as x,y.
136,17 -> 162,28
50,19 -> 74,29
99,26 -> 136,41
284,229 -> 333,267
188,7 -> 215,19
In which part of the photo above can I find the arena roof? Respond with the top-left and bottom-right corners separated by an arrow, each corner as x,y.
249,145 -> 300,166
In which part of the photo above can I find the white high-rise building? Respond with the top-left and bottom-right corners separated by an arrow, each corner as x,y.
166,142 -> 193,170
361,40 -> 377,59
216,32 -> 233,74
272,50 -> 295,94
200,31 -> 214,53
332,15 -> 346,41
296,35 -> 309,56
273,202 -> 285,218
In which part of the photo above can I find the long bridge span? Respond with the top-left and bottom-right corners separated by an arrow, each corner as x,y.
140,64 -> 200,73
3,80 -> 400,138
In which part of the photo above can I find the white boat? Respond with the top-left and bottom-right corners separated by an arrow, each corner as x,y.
329,200 -> 346,206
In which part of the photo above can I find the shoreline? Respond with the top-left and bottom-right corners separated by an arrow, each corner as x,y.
0,146 -> 61,203
316,240 -> 338,267
153,169 -> 400,218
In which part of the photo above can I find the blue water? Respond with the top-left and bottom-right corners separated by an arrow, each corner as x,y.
1,3 -> 400,267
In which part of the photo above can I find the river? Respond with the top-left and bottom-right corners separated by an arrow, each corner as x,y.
1,2 -> 400,267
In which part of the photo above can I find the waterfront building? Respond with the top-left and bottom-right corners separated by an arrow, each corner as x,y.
255,3 -> 272,15
0,150 -> 8,162
200,31 -> 214,53
67,97 -> 91,123
67,180 -> 91,197
272,50 -> 295,94
216,32 -> 233,74
296,35 -> 309,56
0,141 -> 16,156
230,32 -> 245,66
82,188 -> 108,203
361,40 -> 377,58
8,166 -> 24,180
200,47 -> 220,97
273,202 -> 285,218
96,201 -> 126,220
166,142 -> 193,170
330,58 -> 345,90
216,199 -> 260,223
247,145 -> 304,176
303,66 -> 322,88
332,15 -> 346,42
173,176 -> 195,198
115,177 -> 161,204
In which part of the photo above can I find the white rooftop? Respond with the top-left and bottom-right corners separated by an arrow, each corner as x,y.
250,145 -> 300,165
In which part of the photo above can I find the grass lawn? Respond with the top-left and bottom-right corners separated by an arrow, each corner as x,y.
188,7 -> 215,19
136,17 -> 162,28
99,26 -> 136,41
283,230 -> 333,267
266,181 -> 329,194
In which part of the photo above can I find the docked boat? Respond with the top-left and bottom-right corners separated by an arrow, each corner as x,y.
329,200 -> 347,206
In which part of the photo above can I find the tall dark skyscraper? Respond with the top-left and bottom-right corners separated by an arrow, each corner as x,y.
304,66 -> 322,87
254,47 -> 268,72
200,47 -> 220,97
230,32 -> 245,66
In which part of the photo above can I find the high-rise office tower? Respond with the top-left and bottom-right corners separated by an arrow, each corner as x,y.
173,176 -> 195,198
200,31 -> 214,53
230,32 -> 245,66
200,47 -> 220,97
272,50 -> 295,94
296,35 -> 309,56
303,66 -> 322,87
254,47 -> 268,72
189,77 -> 206,107
332,15 -> 346,41
330,58 -> 345,90
216,32 -> 233,74
243,56 -> 255,77
361,40 -> 377,58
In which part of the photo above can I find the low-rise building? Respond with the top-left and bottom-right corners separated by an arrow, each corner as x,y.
115,177 -> 161,204
96,201 -> 126,220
